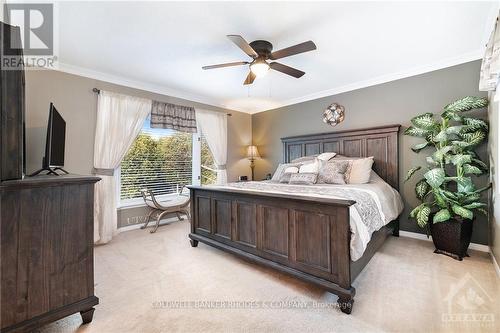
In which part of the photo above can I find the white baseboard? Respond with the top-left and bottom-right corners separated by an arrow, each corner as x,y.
118,217 -> 182,233
491,251 -> 500,278
398,230 -> 490,253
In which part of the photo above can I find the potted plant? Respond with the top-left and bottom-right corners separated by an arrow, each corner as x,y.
404,96 -> 489,260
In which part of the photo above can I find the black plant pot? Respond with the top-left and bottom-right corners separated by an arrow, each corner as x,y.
430,217 -> 473,261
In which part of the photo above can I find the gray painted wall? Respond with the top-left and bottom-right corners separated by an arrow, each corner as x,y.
25,69 -> 252,228
252,60 -> 489,245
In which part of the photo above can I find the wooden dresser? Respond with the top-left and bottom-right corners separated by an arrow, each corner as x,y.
0,175 -> 100,332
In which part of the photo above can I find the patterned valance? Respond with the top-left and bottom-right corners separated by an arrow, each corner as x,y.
150,100 -> 197,133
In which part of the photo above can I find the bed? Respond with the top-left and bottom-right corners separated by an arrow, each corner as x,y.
188,125 -> 402,314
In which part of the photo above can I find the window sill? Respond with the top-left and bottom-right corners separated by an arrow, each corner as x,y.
117,199 -> 147,210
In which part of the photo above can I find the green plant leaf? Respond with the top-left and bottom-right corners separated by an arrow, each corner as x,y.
463,164 -> 482,175
433,189 -> 448,208
463,192 -> 481,204
404,126 -> 430,137
451,140 -> 471,149
411,113 -> 438,130
463,117 -> 488,131
461,131 -> 486,146
450,154 -> 472,166
416,205 -> 431,228
426,156 -> 438,166
446,126 -> 464,135
444,96 -> 488,113
433,130 -> 448,142
433,209 -> 451,223
410,203 -> 424,218
472,158 -> 488,171
441,190 -> 458,199
442,111 -> 463,122
456,177 -> 475,193
452,204 -> 473,220
424,168 -> 446,188
433,146 -> 452,162
463,202 -> 486,209
404,166 -> 421,182
415,179 -> 430,200
475,184 -> 492,194
411,142 -> 430,153
477,208 -> 488,216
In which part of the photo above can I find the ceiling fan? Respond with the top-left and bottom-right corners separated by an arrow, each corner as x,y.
202,35 -> 317,85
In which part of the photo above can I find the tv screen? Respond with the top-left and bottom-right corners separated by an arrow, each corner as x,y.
45,103 -> 66,167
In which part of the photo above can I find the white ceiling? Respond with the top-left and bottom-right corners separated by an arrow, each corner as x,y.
54,1 -> 498,114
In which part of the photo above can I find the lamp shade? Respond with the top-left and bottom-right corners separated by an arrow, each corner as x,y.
250,60 -> 270,78
246,145 -> 260,159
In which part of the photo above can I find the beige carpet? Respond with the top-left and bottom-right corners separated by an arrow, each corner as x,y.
38,220 -> 499,333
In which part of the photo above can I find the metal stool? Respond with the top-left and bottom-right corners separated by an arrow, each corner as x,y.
140,187 -> 190,233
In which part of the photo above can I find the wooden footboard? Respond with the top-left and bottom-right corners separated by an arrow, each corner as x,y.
188,186 -> 364,314
187,125 -> 400,314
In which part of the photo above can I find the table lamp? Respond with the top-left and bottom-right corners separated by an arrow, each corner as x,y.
246,145 -> 260,180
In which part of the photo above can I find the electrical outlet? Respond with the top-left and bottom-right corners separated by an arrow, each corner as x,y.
125,215 -> 147,226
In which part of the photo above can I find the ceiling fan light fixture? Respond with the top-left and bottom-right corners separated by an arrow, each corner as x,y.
202,35 -> 316,84
250,60 -> 269,78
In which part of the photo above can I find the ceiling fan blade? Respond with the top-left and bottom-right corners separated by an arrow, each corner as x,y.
202,61 -> 249,70
269,41 -> 316,60
270,62 -> 305,78
227,35 -> 258,58
243,71 -> 256,85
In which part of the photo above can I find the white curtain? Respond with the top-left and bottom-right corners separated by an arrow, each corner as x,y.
195,109 -> 228,185
480,13 -> 500,92
93,91 -> 151,244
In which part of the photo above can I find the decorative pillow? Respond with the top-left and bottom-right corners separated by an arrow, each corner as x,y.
278,166 -> 300,183
317,152 -> 337,161
333,156 -> 374,184
284,166 -> 299,174
348,157 -> 374,184
292,153 -> 336,164
271,163 -> 301,182
299,159 -> 320,173
318,160 -> 349,184
291,155 -> 318,163
279,171 -> 298,183
289,172 -> 318,185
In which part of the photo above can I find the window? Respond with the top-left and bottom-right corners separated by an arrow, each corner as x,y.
120,118 -> 216,205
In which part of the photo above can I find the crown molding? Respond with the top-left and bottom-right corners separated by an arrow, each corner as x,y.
54,49 -> 483,115
248,50 -> 484,114
54,62 -> 233,112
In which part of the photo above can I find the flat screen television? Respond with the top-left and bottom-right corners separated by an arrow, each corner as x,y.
29,103 -> 68,176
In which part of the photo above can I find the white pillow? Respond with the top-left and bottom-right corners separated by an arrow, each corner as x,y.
299,159 -> 320,173
271,163 -> 301,182
347,157 -> 374,184
284,166 -> 299,174
317,152 -> 337,161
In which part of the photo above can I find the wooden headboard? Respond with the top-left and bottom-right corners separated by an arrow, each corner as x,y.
281,125 -> 401,189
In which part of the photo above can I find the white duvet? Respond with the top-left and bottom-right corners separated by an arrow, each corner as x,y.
208,171 -> 404,261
